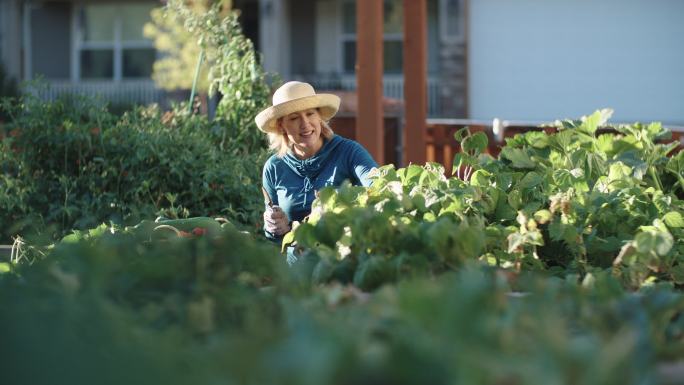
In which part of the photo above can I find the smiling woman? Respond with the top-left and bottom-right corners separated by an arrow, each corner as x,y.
255,81 -> 378,245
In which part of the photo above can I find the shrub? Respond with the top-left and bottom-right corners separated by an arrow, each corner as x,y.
0,94 -> 268,243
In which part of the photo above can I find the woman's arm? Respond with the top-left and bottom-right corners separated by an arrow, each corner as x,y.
262,163 -> 289,241
348,141 -> 379,187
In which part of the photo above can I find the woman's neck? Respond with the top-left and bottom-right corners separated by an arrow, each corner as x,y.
292,138 -> 324,160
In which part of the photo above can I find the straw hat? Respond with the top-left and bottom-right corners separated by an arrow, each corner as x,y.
255,81 -> 341,133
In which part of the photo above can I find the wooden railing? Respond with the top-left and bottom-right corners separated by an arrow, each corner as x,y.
299,75 -> 443,117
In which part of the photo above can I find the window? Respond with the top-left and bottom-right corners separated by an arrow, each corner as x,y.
340,0 -> 404,74
439,0 -> 465,43
75,3 -> 156,80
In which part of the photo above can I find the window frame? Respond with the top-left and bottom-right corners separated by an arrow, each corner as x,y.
72,2 -> 156,82
338,0 -> 404,75
439,0 -> 465,44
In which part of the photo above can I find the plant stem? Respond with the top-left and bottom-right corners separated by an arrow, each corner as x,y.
649,167 -> 664,191
189,50 -> 205,114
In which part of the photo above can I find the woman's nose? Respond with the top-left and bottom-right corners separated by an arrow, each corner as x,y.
300,115 -> 311,128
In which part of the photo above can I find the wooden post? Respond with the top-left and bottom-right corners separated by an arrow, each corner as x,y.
403,0 -> 427,165
356,0 -> 384,165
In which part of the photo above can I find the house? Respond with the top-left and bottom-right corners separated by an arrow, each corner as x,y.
0,0 -> 165,106
0,0 -> 467,118
2,0 -> 682,124
256,0 -> 466,118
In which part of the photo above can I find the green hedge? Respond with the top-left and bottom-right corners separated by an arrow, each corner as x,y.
1,229 -> 682,385
0,94 -> 268,243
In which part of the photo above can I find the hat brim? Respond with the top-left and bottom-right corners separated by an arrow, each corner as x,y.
255,94 -> 341,133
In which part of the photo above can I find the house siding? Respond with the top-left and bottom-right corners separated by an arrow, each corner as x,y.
289,0 -> 316,76
469,0 -> 684,125
31,2 -> 71,80
0,0 -> 22,80
315,0 -> 339,74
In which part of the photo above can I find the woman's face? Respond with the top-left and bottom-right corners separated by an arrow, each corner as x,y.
279,108 -> 323,157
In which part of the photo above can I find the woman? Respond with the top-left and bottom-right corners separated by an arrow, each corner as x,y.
255,81 -> 378,243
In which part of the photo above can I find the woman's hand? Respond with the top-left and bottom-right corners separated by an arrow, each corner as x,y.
263,205 -> 290,235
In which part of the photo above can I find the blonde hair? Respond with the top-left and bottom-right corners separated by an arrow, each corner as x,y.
267,118 -> 335,157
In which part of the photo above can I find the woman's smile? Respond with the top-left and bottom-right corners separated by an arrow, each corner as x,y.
279,108 -> 324,159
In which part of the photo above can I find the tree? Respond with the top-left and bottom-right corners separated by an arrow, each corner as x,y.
145,0 -> 274,152
144,0 -> 232,93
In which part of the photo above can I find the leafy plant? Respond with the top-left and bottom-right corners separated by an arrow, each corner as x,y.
285,110 -> 684,289
148,0 -> 274,152
0,93 -> 268,243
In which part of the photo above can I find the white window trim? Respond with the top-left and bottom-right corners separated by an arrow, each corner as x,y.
337,0 -> 404,75
439,0 -> 465,44
71,2 -> 155,82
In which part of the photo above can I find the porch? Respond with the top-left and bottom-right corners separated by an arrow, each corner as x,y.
23,76 -> 444,117
24,80 -> 166,107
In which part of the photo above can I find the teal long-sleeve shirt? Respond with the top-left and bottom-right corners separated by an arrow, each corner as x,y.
262,135 -> 377,240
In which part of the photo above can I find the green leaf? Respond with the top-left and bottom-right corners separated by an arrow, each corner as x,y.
401,164 -> 425,183
312,259 -> 335,284
663,211 -> 684,228
462,132 -> 488,155
353,256 -> 394,291
452,219 -> 486,261
552,169 -> 574,189
585,152 -> 607,178
292,222 -> 317,248
452,153 -> 465,175
314,215 -> 345,248
646,121 -> 667,141
87,223 -> 110,239
608,162 -> 633,182
317,186 -> 337,206
496,173 -> 514,190
548,221 -> 578,245
453,127 -> 469,142
500,147 -> 537,169
281,230 -> 296,253
524,131 -> 550,149
580,109 -> 613,135
518,172 -> 543,189
634,230 -> 673,257
61,232 -> 83,244
469,169 -> 492,187
671,265 -> 684,285
508,190 -> 522,210
549,130 -> 575,154
533,209 -> 553,224
595,134 -> 615,154
666,151 -> 684,174
494,200 -> 517,222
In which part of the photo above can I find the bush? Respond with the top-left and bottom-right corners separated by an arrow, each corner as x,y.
0,62 -> 19,122
0,1 -> 275,243
1,235 -> 682,385
0,94 -> 268,243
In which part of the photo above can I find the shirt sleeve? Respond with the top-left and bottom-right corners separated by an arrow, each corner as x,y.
262,160 -> 281,242
262,160 -> 278,207
348,141 -> 379,187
